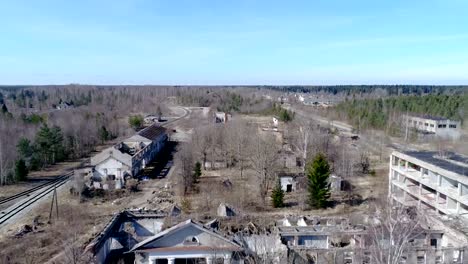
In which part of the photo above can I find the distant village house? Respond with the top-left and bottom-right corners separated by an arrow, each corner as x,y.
214,112 -> 232,123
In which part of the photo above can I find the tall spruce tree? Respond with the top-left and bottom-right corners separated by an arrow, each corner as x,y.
15,159 -> 28,181
193,161 -> 202,183
307,153 -> 331,209
271,180 -> 285,208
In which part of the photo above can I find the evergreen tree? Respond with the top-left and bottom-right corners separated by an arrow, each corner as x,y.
98,125 -> 110,143
193,161 -> 202,183
271,180 -> 285,208
35,124 -> 52,165
17,138 -> 33,159
307,153 -> 331,209
15,159 -> 28,181
1,104 -> 8,114
50,126 -> 65,163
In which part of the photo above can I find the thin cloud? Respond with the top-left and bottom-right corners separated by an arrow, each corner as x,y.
328,33 -> 468,48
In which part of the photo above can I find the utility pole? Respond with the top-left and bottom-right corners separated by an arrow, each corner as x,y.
404,111 -> 409,143
48,186 -> 59,223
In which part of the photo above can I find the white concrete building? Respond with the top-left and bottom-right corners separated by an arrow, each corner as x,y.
279,174 -> 296,192
91,125 -> 167,188
389,150 -> 468,220
214,112 -> 231,123
404,115 -> 461,139
130,219 -> 243,264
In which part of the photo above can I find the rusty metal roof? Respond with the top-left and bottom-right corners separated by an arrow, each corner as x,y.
138,124 -> 167,141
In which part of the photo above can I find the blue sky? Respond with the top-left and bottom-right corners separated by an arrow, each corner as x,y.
1,0 -> 468,85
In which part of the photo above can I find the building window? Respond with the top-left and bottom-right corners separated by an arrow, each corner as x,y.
449,124 -> 457,128
424,123 -> 428,126
184,236 -> 199,245
430,124 -> 434,127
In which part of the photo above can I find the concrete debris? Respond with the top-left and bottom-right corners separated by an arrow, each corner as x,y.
240,234 -> 288,264
205,218 -> 219,230
14,225 -> 33,238
169,205 -> 181,217
146,189 -> 174,210
217,203 -> 237,217
222,179 -> 233,190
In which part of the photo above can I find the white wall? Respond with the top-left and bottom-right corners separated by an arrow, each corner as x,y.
95,158 -> 128,179
280,177 -> 295,191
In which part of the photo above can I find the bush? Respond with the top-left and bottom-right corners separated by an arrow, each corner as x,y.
181,198 -> 192,213
128,115 -> 144,130
126,179 -> 140,192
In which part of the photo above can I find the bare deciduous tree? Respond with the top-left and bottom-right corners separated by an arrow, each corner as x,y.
248,133 -> 280,204
367,198 -> 426,264
174,143 -> 194,195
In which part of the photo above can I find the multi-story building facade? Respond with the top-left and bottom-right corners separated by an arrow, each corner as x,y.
404,115 -> 461,139
389,150 -> 468,220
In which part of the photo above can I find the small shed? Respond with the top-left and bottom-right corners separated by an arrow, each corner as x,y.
329,175 -> 344,193
279,174 -> 297,192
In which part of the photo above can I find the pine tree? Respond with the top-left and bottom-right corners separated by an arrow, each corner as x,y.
193,161 -> 202,183
35,124 -> 52,165
307,153 -> 331,209
1,104 -> 8,114
98,125 -> 110,143
15,159 -> 28,181
50,126 -> 65,163
271,180 -> 284,208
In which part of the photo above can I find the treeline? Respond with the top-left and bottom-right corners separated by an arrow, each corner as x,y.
335,94 -> 468,130
175,87 -> 273,114
266,85 -> 468,96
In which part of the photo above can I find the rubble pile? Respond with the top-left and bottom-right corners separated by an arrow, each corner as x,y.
146,189 -> 174,210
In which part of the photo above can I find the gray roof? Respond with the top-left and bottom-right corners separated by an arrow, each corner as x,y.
403,151 -> 468,177
407,114 -> 457,122
129,219 -> 241,252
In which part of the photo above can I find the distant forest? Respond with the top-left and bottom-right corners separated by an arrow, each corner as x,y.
266,85 -> 468,95
334,94 -> 468,131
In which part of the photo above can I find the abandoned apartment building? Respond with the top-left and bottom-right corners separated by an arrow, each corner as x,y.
404,114 -> 461,139
81,125 -> 168,189
86,209 -> 468,264
390,150 -> 468,220
85,210 -> 244,264
389,150 -> 468,261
